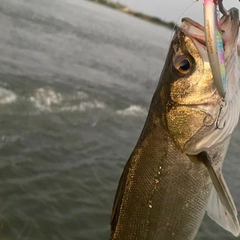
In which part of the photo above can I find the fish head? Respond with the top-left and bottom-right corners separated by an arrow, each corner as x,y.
157,8 -> 239,154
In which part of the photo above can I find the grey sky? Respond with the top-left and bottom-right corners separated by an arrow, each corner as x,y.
114,0 -> 239,24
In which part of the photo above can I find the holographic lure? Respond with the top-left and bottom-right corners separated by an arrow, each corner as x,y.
203,0 -> 227,98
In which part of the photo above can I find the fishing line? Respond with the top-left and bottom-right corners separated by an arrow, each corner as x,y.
168,0 -> 200,43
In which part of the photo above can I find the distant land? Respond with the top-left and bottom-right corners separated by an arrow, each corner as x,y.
87,0 -> 177,30
87,0 -> 240,56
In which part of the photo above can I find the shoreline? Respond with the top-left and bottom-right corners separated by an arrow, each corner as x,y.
87,0 -> 240,56
86,0 -> 177,30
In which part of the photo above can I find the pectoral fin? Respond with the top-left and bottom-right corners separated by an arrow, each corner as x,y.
196,151 -> 240,237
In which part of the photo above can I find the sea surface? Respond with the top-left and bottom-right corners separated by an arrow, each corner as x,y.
0,0 -> 239,239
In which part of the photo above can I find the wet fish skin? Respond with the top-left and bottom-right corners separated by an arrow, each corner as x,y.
110,30 -> 214,240
110,9 -> 239,240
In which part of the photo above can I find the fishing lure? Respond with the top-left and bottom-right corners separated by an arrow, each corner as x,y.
203,0 -> 227,98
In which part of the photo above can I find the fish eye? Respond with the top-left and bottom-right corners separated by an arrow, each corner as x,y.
173,55 -> 193,75
179,59 -> 190,71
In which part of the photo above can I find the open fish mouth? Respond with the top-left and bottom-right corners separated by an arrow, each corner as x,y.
181,7 -> 239,62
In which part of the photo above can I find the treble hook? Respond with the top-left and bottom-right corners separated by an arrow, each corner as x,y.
215,98 -> 227,130
218,1 -> 240,28
218,0 -> 229,16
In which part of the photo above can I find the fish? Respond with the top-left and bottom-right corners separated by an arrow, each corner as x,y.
110,7 -> 240,240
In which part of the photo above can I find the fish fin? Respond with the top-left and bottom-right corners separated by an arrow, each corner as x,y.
197,151 -> 240,236
207,175 -> 239,236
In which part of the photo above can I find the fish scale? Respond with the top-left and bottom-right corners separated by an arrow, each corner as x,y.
110,120 -> 214,239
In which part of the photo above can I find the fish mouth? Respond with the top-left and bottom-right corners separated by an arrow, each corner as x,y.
181,8 -> 239,62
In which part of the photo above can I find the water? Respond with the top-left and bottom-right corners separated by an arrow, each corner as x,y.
0,0 -> 239,239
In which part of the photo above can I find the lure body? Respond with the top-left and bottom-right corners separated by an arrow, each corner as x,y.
204,0 -> 226,97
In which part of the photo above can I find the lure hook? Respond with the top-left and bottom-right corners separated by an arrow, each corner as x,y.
216,99 -> 227,130
218,0 -> 229,16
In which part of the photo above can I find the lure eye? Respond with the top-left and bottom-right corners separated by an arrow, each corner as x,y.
174,55 -> 193,75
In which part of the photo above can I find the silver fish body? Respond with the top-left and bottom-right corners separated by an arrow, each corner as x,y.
110,8 -> 240,240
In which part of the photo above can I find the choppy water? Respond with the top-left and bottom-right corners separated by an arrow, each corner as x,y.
0,0 -> 239,239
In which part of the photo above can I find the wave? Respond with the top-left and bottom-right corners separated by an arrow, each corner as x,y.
0,87 -> 17,105
76,91 -> 88,99
30,88 -> 62,112
60,100 -> 105,112
116,105 -> 147,117
29,89 -> 146,116
29,88 -> 105,113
